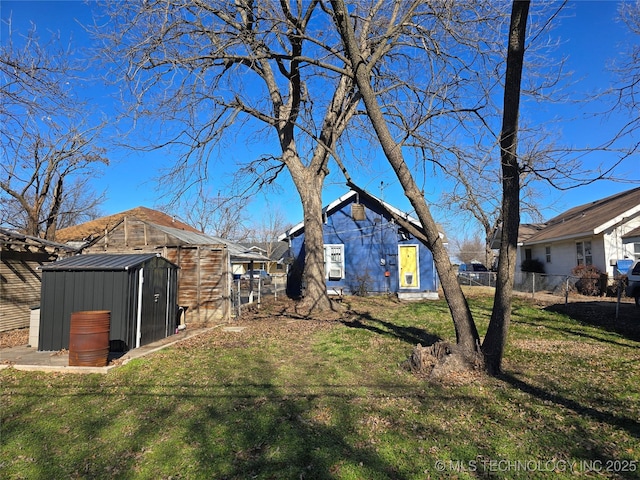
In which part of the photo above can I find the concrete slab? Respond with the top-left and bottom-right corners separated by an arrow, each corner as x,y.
221,326 -> 247,333
0,326 -> 216,374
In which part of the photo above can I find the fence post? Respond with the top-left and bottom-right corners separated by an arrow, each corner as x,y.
236,279 -> 242,317
565,276 -> 569,307
532,273 -> 536,299
616,277 -> 622,320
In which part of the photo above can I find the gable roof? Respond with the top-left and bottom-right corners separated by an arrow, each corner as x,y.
279,188 -> 433,241
239,242 -> 290,262
622,226 -> 640,244
523,186 -> 640,245
54,206 -> 201,243
489,223 -> 545,250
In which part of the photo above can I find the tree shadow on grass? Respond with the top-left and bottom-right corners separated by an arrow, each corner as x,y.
544,301 -> 640,343
340,312 -> 441,347
498,372 -> 640,440
1,367 -> 417,479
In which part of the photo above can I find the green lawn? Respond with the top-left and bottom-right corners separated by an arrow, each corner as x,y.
1,294 -> 639,479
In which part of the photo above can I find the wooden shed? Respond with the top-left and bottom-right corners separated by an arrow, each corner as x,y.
0,228 -> 77,332
38,253 -> 178,352
82,217 -> 235,324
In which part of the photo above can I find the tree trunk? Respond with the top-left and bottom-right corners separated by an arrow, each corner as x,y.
287,158 -> 333,313
482,0 -> 529,375
44,176 -> 64,240
331,0 -> 480,353
299,180 -> 332,312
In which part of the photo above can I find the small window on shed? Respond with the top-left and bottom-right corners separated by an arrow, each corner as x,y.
351,203 -> 366,221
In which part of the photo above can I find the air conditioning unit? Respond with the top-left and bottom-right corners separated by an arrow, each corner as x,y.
329,268 -> 342,280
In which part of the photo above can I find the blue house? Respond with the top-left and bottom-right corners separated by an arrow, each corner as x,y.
279,188 -> 441,300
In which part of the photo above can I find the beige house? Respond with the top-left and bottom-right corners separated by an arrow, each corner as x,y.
505,187 -> 640,279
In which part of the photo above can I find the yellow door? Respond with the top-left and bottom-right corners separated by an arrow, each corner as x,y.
399,245 -> 419,288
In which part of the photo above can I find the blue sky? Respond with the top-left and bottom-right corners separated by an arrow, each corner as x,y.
2,0 -> 639,240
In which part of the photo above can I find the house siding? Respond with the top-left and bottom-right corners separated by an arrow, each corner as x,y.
286,195 -> 437,296
521,217 -> 640,279
0,251 -> 52,332
516,187 -> 640,279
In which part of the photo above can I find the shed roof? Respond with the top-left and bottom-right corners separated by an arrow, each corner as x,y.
150,227 -> 270,262
40,253 -> 177,271
54,206 -> 201,243
523,186 -> 640,245
82,215 -> 270,263
0,227 -> 78,255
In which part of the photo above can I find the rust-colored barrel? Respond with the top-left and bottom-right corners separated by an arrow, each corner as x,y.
69,310 -> 111,367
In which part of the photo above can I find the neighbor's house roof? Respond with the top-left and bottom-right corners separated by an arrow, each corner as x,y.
622,225 -> 640,244
0,227 -> 78,255
489,223 -> 545,250
239,242 -> 290,262
54,206 -> 201,244
279,188 -> 446,242
523,186 -> 640,246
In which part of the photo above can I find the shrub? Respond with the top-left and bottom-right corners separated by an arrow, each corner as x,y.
572,264 -> 602,296
521,258 -> 545,273
351,271 -> 373,296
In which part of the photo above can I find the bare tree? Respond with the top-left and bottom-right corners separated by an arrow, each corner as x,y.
161,189 -> 252,239
612,2 -> 640,148
0,17 -> 107,239
0,128 -> 108,239
95,0 -> 365,312
331,0 -> 530,374
245,205 -> 292,270
439,142 -> 548,270
481,0 -> 529,374
454,235 -> 488,266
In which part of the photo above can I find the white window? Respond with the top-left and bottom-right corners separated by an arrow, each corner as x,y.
324,244 -> 344,280
576,240 -> 592,266
545,245 -> 551,263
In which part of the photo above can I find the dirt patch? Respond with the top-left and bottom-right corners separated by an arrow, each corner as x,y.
513,339 -> 608,357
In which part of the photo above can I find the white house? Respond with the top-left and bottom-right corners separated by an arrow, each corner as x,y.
499,187 -> 640,279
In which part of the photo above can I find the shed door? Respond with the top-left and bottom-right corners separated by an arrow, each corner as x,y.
139,266 -> 171,346
399,245 -> 419,289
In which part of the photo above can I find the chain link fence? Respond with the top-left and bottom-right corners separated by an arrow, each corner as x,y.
231,275 -> 287,318
457,270 -> 631,305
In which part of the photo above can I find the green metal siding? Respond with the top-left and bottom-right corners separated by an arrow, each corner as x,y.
38,255 -> 178,351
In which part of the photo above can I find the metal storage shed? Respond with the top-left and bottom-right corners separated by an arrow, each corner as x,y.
38,253 -> 179,352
